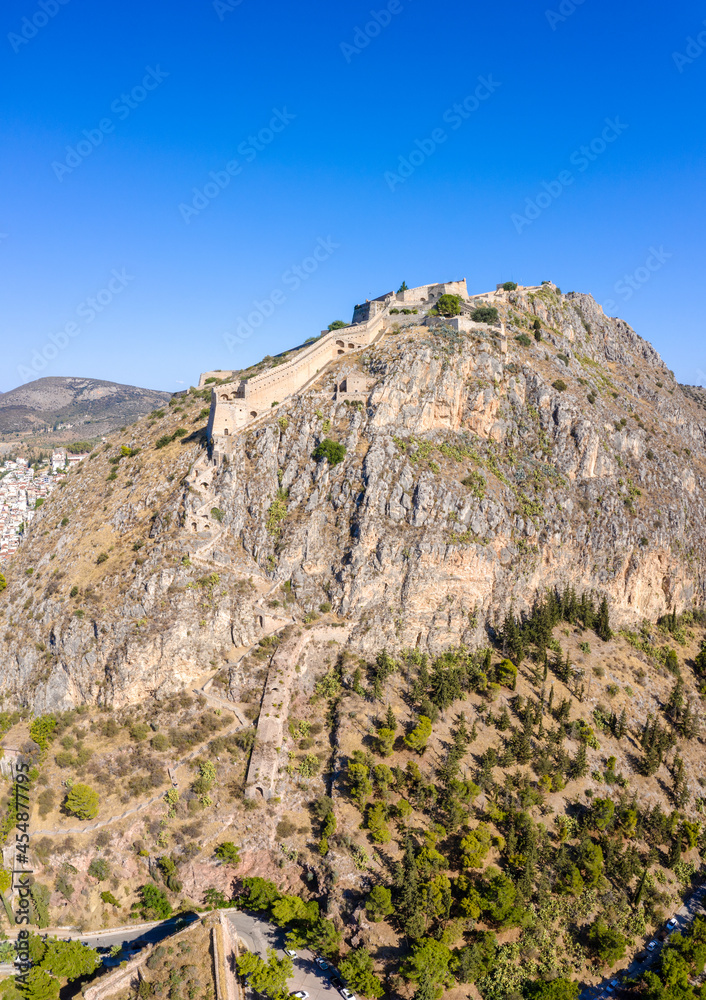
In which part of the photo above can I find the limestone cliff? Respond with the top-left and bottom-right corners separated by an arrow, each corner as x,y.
0,283 -> 704,710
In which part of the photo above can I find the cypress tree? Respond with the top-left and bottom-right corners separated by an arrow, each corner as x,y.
596,596 -> 612,641
572,742 -> 588,779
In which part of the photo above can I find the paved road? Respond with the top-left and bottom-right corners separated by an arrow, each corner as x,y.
580,879 -> 706,998
0,914 -> 200,974
224,911 -> 347,1000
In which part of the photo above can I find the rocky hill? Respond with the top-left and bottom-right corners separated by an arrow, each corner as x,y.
0,283 -> 704,712
3,282 -> 706,1000
0,376 -> 171,440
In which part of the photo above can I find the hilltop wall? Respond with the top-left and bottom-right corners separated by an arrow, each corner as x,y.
205,279 -> 468,445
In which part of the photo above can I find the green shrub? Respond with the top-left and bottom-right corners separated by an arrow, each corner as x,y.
88,857 -> 110,881
312,439 -> 346,466
155,435 -> 172,449
435,294 -> 463,317
100,890 -> 120,907
173,427 -> 188,438
151,733 -> 170,751
211,507 -> 224,522
96,553 -> 108,564
552,380 -> 568,392
471,306 -> 499,325
501,281 -> 518,291
328,320 -> 347,331
69,585 -> 79,598
0,574 -> 6,594
64,783 -> 99,820
30,716 -> 57,750
139,883 -> 172,920
515,334 -> 532,347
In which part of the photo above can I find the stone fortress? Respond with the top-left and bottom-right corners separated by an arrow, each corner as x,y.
202,278 -> 522,455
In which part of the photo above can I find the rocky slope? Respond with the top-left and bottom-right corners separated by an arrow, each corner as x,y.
0,376 -> 171,439
0,284 -> 705,711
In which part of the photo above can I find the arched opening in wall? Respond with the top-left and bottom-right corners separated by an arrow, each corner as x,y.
192,522 -> 198,531
416,632 -> 423,647
224,428 -> 229,436
250,411 -> 258,418
348,343 -> 355,349
258,616 -> 264,628
255,787 -> 265,800
336,340 -> 344,348
337,350 -> 344,356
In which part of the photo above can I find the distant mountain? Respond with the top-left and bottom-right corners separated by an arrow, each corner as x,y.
0,376 -> 172,439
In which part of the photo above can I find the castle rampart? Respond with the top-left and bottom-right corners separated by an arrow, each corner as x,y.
204,279 -> 469,449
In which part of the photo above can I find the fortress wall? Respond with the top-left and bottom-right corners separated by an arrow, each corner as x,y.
199,370 -> 235,387
205,279 -> 465,444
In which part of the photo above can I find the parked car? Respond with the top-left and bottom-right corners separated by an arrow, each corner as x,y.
330,978 -> 344,990
610,980 -> 620,989
314,957 -> 329,971
667,918 -> 678,931
636,951 -> 648,962
284,950 -> 298,959
647,941 -> 658,952
340,990 -> 356,1000
605,987 -> 613,995
291,992 -> 309,999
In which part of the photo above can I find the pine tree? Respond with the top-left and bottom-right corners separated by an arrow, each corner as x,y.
667,678 -> 685,723
617,708 -> 627,740
454,713 -> 470,750
385,704 -> 397,731
572,742 -> 588,779
516,713 -> 534,764
667,832 -> 682,869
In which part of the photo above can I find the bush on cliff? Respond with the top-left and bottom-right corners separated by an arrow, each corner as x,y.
471,306 -> 500,325
312,439 -> 346,466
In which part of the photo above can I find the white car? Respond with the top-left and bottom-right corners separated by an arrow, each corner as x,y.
340,990 -> 356,1000
291,992 -> 309,999
285,950 -> 298,959
667,918 -> 678,930
647,941 -> 658,952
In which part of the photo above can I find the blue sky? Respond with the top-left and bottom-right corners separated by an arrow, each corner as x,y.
1,0 -> 705,393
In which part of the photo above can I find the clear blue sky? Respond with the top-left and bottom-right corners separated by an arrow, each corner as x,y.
2,0 -> 705,393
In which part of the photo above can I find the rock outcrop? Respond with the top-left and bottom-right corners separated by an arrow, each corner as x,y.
0,282 -> 704,710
